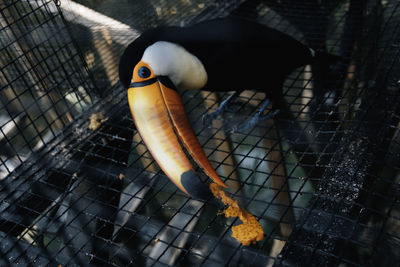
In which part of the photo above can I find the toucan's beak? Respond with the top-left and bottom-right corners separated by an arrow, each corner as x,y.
127,61 -> 227,200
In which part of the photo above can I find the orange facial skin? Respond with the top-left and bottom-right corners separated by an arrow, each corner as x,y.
127,61 -> 226,199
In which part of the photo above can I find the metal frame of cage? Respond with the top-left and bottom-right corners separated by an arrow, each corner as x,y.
0,0 -> 399,266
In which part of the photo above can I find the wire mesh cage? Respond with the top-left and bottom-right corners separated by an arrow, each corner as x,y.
0,0 -> 399,266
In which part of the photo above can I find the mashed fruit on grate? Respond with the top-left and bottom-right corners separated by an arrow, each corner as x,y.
88,112 -> 107,131
210,183 -> 264,246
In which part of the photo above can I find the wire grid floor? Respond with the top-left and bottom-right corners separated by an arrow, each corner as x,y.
0,0 -> 400,266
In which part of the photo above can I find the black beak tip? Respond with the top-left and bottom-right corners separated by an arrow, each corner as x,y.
181,170 -> 212,201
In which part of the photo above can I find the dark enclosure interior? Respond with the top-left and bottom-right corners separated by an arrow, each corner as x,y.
1,0 -> 400,266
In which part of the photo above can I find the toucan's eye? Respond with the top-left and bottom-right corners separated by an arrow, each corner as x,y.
138,66 -> 151,79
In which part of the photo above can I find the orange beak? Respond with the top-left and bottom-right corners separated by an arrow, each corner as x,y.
127,61 -> 227,200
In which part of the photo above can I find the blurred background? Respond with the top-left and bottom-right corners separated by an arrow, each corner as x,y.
0,0 -> 399,266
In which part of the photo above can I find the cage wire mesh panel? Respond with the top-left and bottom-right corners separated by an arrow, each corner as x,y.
0,0 -> 399,266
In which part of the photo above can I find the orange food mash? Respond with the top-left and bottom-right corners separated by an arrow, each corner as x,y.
210,183 -> 264,246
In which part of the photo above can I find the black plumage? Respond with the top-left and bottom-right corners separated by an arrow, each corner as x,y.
119,18 -> 318,100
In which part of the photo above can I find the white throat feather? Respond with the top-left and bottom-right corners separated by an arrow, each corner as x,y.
141,41 -> 207,90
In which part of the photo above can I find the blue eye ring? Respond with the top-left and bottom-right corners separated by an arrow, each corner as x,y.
138,66 -> 151,79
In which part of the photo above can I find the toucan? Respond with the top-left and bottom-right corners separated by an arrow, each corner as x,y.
119,17 -> 338,200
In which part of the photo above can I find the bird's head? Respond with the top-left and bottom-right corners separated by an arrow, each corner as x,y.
119,40 -> 226,200
120,40 -> 208,90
